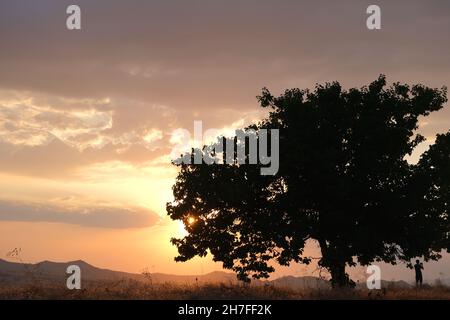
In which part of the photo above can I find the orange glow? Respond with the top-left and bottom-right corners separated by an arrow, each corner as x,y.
187,216 -> 196,226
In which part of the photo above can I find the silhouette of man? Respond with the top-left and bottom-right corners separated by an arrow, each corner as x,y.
414,259 -> 423,286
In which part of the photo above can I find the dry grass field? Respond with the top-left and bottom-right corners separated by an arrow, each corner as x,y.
1,281 -> 449,300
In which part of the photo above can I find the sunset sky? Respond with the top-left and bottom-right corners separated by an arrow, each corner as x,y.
0,0 -> 449,282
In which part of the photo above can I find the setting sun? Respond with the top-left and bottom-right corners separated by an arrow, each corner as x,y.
187,216 -> 196,226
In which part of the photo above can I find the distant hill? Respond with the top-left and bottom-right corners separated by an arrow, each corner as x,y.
0,259 -> 239,286
0,259 -> 143,284
1,258 -> 444,290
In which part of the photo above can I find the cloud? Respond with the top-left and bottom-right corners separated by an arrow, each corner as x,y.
1,1 -> 448,146
0,198 -> 160,228
0,91 -> 175,177
0,138 -> 172,178
0,97 -> 113,148
2,0 -> 449,110
0,89 -> 265,178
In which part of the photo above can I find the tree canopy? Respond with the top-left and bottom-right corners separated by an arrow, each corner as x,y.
167,76 -> 449,287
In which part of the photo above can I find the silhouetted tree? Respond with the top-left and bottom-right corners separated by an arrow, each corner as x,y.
167,76 -> 449,288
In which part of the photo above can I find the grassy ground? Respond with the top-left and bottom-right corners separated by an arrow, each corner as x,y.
0,281 -> 449,300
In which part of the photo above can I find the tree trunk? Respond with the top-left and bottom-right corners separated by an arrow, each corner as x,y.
328,260 -> 353,288
318,239 -> 355,288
